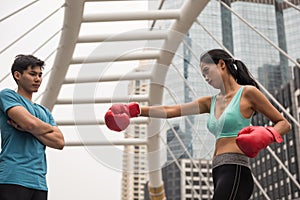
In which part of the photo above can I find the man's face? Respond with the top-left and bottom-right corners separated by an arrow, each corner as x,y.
15,66 -> 43,93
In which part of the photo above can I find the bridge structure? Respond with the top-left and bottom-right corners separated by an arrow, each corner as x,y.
1,0 -> 300,199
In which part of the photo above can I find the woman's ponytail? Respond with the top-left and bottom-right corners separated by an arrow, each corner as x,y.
234,59 -> 259,89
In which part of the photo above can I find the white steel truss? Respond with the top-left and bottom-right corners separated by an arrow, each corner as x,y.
39,0 -> 210,198
1,0 -> 300,199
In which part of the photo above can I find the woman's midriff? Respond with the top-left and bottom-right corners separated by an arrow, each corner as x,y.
214,137 -> 244,157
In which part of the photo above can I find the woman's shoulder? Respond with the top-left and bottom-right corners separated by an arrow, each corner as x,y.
242,85 -> 259,91
196,95 -> 213,113
242,85 -> 262,100
198,95 -> 213,102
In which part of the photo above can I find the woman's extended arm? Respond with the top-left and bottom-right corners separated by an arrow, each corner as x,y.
140,96 -> 211,118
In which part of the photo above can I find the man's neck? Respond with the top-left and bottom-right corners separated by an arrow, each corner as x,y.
17,88 -> 33,102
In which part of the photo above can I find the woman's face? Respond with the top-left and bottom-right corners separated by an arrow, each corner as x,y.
200,61 -> 223,89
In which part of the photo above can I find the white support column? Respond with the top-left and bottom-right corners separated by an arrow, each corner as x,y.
41,0 -> 85,110
70,50 -> 160,64
65,139 -> 148,146
64,72 -> 152,84
146,0 -> 209,199
77,30 -> 168,43
56,95 -> 149,105
82,10 -> 180,22
56,117 -> 147,126
147,119 -> 166,200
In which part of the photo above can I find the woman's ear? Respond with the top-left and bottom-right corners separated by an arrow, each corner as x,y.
217,59 -> 226,70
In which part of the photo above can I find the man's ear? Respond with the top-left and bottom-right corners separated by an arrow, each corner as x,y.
13,71 -> 21,81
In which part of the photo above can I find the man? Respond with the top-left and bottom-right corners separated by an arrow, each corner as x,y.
0,55 -> 65,200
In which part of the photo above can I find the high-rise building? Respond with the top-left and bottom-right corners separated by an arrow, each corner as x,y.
121,61 -> 150,200
228,2 -> 300,198
166,125 -> 192,161
141,1 -> 300,199
144,159 -> 214,200
121,129 -> 148,200
294,63 -> 300,123
252,64 -> 300,199
150,0 -> 300,161
258,63 -> 282,95
157,0 -> 221,161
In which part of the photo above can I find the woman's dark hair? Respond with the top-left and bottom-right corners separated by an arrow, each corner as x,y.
200,49 -> 259,89
11,54 -> 45,83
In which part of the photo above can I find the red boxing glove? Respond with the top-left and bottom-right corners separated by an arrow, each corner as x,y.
110,102 -> 140,118
104,109 -> 130,132
236,126 -> 283,158
104,103 -> 140,132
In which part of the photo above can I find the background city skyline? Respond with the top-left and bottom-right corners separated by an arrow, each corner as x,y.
127,1 -> 300,199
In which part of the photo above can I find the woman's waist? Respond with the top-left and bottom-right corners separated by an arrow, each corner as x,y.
212,152 -> 250,169
214,137 -> 245,158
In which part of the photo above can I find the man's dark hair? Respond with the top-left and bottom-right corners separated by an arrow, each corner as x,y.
11,54 -> 45,83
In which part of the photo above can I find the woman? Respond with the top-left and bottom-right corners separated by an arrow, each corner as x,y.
105,49 -> 291,199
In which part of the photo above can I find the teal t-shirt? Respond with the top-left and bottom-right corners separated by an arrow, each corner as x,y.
0,88 -> 56,191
